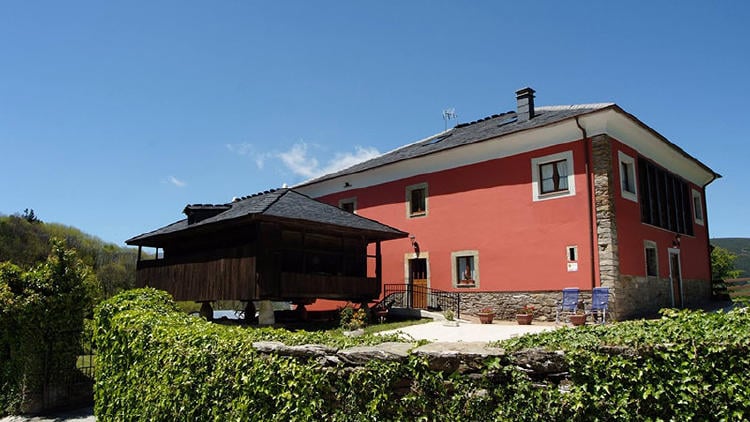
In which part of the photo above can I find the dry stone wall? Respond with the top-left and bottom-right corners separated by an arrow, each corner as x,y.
459,291 -> 592,321
252,340 -> 569,383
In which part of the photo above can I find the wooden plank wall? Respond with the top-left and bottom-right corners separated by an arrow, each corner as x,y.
279,273 -> 379,301
136,257 -> 256,302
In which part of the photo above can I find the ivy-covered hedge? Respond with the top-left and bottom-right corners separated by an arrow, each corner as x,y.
95,289 -> 750,421
0,239 -> 100,415
500,307 -> 750,420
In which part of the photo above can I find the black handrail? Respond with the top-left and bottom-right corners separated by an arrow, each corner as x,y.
379,283 -> 461,319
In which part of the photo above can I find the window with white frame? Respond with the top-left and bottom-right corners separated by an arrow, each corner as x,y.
692,189 -> 704,226
566,245 -> 579,272
406,183 -> 428,218
531,151 -> 576,201
339,197 -> 357,213
451,250 -> 479,287
567,245 -> 578,262
644,240 -> 658,277
618,151 -> 638,202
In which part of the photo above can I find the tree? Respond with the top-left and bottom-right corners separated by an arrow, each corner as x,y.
21,209 -> 40,224
711,245 -> 742,280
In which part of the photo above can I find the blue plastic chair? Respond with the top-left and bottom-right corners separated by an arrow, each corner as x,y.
556,288 -> 580,323
590,287 -> 610,324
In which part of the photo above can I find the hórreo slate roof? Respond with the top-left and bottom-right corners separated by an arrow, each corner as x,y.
126,189 -> 407,246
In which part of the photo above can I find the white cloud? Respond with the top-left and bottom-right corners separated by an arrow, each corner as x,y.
168,176 -> 187,188
226,142 -> 272,169
277,142 -> 320,178
277,142 -> 380,179
228,140 -> 380,180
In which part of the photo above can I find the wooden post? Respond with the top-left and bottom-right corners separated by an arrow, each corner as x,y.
137,245 -> 142,262
375,241 -> 382,287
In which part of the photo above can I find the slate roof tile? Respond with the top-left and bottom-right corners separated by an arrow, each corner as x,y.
126,189 -> 407,245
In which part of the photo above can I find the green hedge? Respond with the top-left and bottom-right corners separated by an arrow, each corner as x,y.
499,307 -> 750,420
95,290 -> 750,421
0,239 -> 100,415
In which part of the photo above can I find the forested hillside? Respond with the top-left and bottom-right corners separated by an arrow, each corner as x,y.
712,238 -> 750,277
0,210 -> 137,297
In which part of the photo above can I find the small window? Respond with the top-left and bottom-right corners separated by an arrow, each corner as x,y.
406,183 -> 428,218
566,245 -> 579,272
618,151 -> 638,202
451,250 -> 479,288
531,151 -> 576,201
567,246 -> 578,262
339,197 -> 357,213
645,240 -> 658,277
692,189 -> 704,226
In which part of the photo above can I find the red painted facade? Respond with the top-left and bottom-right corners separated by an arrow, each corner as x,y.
314,137 -> 712,301
318,140 -> 601,293
299,96 -> 718,318
612,140 -> 711,281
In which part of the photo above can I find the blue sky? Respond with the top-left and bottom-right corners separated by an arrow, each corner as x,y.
1,1 -> 748,245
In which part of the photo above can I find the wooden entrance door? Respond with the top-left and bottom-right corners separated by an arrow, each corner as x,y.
669,249 -> 683,308
409,258 -> 428,309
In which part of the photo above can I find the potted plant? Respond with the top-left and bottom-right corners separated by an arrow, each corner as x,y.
569,300 -> 587,326
477,307 -> 495,324
443,309 -> 459,327
516,304 -> 534,325
340,306 -> 367,336
374,305 -> 389,324
569,311 -> 587,326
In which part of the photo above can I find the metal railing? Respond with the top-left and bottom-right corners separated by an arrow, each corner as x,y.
381,283 -> 461,319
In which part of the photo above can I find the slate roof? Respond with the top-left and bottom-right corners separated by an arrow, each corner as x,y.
296,103 -> 615,187
126,189 -> 408,246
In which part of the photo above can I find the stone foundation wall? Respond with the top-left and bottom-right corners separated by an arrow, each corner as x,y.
616,275 -> 672,319
615,275 -> 713,319
459,291 -> 592,322
682,278 -> 712,306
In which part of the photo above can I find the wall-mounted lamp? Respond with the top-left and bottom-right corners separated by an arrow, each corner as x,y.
409,234 -> 420,257
672,234 -> 681,248
344,182 -> 351,188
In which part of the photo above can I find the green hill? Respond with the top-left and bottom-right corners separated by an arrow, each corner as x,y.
0,211 -> 138,298
711,238 -> 750,277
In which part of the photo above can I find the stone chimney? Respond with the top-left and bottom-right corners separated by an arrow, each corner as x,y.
515,87 -> 536,122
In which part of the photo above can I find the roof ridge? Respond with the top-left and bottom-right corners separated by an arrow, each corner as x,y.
234,188 -> 283,203
536,103 -> 615,111
256,188 -> 288,213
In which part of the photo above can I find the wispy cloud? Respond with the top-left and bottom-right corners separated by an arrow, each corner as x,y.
277,142 -> 380,179
226,142 -> 273,169
227,140 -> 380,180
168,176 -> 187,188
277,142 -> 320,178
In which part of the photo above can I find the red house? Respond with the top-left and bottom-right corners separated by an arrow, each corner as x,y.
295,88 -> 720,320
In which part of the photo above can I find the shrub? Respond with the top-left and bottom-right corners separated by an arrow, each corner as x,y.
95,289 -> 750,421
339,306 -> 367,331
0,239 -> 101,415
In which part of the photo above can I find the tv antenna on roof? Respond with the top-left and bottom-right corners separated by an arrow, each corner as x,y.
442,108 -> 457,131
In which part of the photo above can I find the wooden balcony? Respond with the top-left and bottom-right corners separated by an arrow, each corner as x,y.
136,257 -> 256,302
135,258 -> 380,303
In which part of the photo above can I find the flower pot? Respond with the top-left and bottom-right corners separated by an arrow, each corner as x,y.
375,309 -> 388,323
569,314 -> 587,326
516,314 -> 533,325
478,312 -> 495,324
